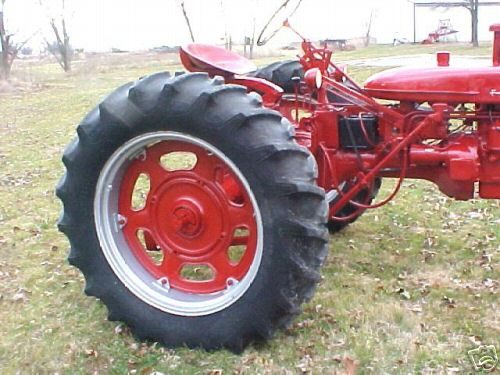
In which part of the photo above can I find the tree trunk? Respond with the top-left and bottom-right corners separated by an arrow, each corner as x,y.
61,17 -> 71,72
470,0 -> 479,47
1,52 -> 11,79
364,10 -> 374,47
49,16 -> 72,72
0,10 -> 7,79
0,9 -> 12,80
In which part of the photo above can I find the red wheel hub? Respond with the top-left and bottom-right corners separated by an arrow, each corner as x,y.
171,201 -> 202,237
118,140 -> 258,294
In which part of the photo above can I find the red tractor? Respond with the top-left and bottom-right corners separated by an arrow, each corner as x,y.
57,15 -> 500,352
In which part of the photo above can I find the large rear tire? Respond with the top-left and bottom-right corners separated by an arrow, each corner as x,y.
57,72 -> 328,352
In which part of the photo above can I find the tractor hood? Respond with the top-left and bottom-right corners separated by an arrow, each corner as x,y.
364,66 -> 500,104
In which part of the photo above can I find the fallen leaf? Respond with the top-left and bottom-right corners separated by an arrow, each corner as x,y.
409,305 -> 423,313
114,324 -> 125,335
84,349 -> 98,357
342,355 -> 358,375
467,335 -> 482,346
395,288 -> 411,300
483,278 -> 495,288
332,354 -> 342,363
441,295 -> 456,308
11,288 -> 30,302
12,291 -> 27,302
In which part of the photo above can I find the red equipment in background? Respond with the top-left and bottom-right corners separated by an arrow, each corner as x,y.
181,23 -> 500,221
422,19 -> 458,44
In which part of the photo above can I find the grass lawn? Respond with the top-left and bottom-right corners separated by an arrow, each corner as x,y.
0,43 -> 498,374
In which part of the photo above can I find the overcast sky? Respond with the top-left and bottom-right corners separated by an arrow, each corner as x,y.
3,0 -> 499,52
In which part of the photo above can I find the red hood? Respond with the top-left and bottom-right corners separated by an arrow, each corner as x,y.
364,66 -> 500,104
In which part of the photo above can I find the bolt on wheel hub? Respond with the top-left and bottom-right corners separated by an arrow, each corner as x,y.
172,201 -> 203,238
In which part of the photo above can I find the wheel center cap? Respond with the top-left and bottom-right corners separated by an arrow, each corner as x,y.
172,201 -> 202,238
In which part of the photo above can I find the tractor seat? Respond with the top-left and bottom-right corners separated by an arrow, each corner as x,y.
180,43 -> 257,77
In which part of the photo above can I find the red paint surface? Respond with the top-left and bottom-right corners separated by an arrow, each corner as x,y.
180,43 -> 257,76
364,66 -> 500,104
119,140 -> 258,294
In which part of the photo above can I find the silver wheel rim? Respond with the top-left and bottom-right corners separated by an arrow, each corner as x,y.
94,131 -> 264,316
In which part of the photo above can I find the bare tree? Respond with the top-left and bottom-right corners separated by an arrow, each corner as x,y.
40,0 -> 72,72
0,0 -> 31,80
249,0 -> 260,58
180,1 -> 195,42
364,9 -> 374,47
460,0 -> 479,46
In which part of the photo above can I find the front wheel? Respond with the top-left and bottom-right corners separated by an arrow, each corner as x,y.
57,72 -> 328,352
326,178 -> 382,233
